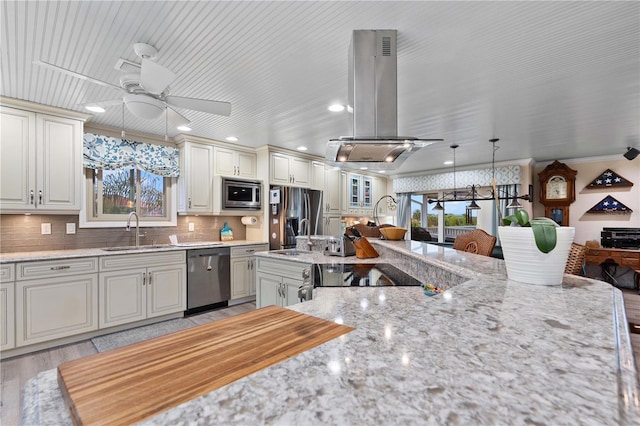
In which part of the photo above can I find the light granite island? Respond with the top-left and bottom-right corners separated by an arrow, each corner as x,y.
23,240 -> 639,425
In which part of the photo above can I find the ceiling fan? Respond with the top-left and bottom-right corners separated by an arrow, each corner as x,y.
34,43 -> 231,126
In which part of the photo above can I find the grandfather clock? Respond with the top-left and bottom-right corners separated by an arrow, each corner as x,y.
538,160 -> 577,226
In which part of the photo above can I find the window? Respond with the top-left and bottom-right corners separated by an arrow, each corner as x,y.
410,194 -> 437,241
443,201 -> 476,242
83,168 -> 175,226
80,133 -> 178,227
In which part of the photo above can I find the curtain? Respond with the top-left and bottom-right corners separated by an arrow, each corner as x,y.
396,193 -> 410,229
83,133 -> 180,177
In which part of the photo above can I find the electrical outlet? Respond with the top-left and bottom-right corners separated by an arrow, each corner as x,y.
188,222 -> 195,232
66,223 -> 76,234
41,223 -> 52,235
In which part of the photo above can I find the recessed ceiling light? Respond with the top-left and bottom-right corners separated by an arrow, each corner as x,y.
379,170 -> 386,173
85,105 -> 105,113
226,136 -> 239,142
444,160 -> 454,165
360,166 -> 368,170
177,125 -> 191,131
297,146 -> 308,151
328,104 -> 345,112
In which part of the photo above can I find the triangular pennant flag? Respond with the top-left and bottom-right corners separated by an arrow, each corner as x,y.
587,169 -> 633,188
586,195 -> 633,214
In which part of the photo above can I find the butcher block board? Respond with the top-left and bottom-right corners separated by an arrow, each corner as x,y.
57,305 -> 354,425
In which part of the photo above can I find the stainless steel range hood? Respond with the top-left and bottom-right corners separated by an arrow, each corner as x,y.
326,30 -> 442,169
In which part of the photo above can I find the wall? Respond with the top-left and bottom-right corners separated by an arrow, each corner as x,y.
533,156 -> 640,245
0,215 -> 246,253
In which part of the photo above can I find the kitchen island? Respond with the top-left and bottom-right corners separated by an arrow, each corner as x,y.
23,240 -> 639,424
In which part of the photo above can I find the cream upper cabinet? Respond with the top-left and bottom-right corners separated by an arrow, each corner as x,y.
177,141 -> 214,214
0,106 -> 84,213
373,176 -> 389,217
311,161 -> 325,191
324,166 -> 342,215
270,152 -> 310,187
214,146 -> 256,178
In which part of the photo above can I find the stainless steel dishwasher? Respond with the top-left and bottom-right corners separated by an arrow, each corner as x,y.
186,247 -> 230,315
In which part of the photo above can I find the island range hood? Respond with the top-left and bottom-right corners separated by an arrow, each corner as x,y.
326,29 -> 443,169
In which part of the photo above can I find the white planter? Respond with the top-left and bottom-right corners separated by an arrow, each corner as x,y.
498,226 -> 575,286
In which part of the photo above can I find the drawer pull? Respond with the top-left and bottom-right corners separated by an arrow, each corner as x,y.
50,265 -> 71,270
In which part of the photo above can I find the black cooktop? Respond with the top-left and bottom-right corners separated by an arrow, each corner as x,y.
313,263 -> 422,287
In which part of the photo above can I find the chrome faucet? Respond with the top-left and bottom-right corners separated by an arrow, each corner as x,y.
126,211 -> 140,247
298,218 -> 314,250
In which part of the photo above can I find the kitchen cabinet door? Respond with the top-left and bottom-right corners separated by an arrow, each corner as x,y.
0,108 -> 83,212
17,274 -> 98,346
324,166 -> 342,214
178,142 -> 214,214
214,146 -> 256,178
311,161 -> 325,191
0,282 -> 15,350
99,269 -> 147,328
256,272 -> 281,308
147,264 -> 186,318
282,277 -> 303,306
324,215 -> 343,236
231,257 -> 251,300
269,152 -> 310,187
0,107 -> 35,209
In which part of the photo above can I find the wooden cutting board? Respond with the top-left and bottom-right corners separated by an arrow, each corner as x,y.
58,305 -> 354,425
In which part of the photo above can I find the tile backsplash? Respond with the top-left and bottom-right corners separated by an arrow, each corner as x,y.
0,215 -> 246,253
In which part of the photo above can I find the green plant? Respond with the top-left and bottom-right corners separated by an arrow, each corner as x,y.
501,209 -> 559,253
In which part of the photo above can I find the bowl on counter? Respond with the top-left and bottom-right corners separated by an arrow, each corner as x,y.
379,227 -> 407,241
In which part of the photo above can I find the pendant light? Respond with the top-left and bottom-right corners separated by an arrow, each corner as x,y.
506,184 -> 523,210
432,201 -> 444,211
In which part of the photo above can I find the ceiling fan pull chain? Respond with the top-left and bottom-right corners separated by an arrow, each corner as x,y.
121,102 -> 126,139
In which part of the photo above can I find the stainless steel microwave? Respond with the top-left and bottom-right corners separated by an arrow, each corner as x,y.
222,178 -> 261,210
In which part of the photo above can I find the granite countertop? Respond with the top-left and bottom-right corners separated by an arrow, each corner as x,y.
0,240 -> 268,263
22,240 -> 640,424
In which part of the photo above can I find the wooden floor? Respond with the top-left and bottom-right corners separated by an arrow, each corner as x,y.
3,293 -> 640,425
0,302 -> 255,426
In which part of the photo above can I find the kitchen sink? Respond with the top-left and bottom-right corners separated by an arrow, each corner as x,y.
101,244 -> 173,252
271,249 -> 311,256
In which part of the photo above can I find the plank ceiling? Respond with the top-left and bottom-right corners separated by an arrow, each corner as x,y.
1,1 -> 638,175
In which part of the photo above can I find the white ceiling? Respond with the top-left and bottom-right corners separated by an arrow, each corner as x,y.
1,1 -> 638,175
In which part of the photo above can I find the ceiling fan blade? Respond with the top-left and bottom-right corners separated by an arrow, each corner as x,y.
140,58 -> 176,95
33,60 -> 122,91
165,95 -> 231,116
165,107 -> 190,128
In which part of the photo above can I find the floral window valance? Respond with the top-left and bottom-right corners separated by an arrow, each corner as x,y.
83,133 -> 180,177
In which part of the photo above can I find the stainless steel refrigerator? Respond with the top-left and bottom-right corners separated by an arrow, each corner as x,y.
269,186 -> 323,250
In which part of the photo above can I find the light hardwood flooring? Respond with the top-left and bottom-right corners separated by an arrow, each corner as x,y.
0,302 -> 256,426
3,294 -> 640,425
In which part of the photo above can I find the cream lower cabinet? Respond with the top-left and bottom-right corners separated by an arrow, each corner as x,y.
1,264 -> 15,350
15,258 -> 99,347
255,257 -> 309,308
99,252 -> 186,328
230,244 -> 269,301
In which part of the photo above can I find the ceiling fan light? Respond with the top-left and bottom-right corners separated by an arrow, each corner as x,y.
124,94 -> 164,120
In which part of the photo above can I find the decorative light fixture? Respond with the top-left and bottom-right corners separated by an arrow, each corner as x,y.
428,138 -> 532,211
373,195 -> 398,226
